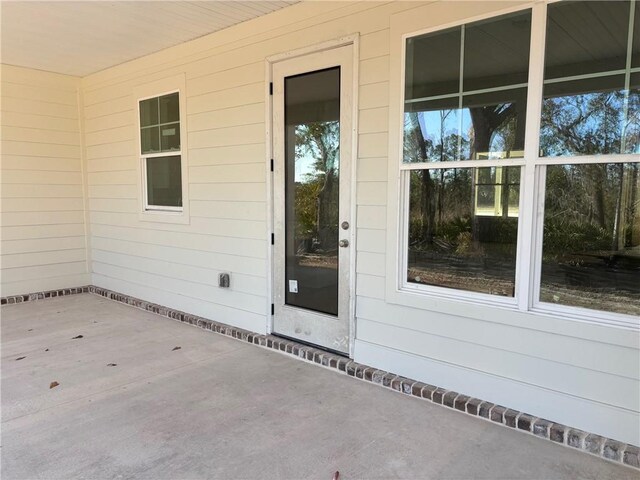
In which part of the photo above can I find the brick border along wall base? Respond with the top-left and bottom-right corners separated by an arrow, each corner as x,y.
1,285 -> 638,470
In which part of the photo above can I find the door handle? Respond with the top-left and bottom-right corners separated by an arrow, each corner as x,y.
339,239 -> 349,248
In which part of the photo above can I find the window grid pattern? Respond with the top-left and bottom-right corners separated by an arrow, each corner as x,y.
398,0 -> 640,325
138,90 -> 183,211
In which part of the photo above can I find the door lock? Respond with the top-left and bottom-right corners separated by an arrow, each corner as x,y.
339,239 -> 350,248
341,221 -> 350,230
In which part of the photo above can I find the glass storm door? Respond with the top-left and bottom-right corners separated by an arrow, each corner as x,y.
272,45 -> 354,354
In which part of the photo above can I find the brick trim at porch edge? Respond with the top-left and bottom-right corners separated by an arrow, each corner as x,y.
1,285 -> 638,471
1,286 -> 89,305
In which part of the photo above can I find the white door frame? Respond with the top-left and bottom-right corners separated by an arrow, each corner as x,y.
265,35 -> 359,356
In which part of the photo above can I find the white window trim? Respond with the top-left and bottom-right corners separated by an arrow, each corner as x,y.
133,74 -> 190,225
386,1 -> 640,329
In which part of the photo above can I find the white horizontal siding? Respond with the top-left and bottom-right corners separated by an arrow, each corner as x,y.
352,0 -> 638,447
75,0 -> 638,446
359,107 -> 389,134
355,273 -> 385,300
356,228 -> 386,254
2,211 -> 85,227
2,156 -> 81,172
188,162 -> 265,183
357,156 -> 389,182
186,62 -> 263,98
356,339 -> 640,450
357,205 -> 386,230
356,307 -> 639,397
90,212 -> 266,241
357,181 -> 387,206
89,224 -> 265,259
91,254 -> 266,314
188,103 -> 264,132
93,273 -> 265,333
1,111 -> 80,132
91,237 -> 266,275
360,28 -> 389,60
0,65 -> 89,296
78,0 -> 419,338
2,236 -> 87,254
84,111 -> 132,133
1,97 -> 79,119
2,170 -> 82,185
359,55 -> 389,86
1,224 -> 86,241
188,143 -> 266,167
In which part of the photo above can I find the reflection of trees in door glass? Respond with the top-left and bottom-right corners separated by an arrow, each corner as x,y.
294,120 -> 340,264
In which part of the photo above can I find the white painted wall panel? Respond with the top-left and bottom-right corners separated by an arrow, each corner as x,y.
1,224 -> 86,241
90,225 -> 264,259
357,156 -> 389,182
1,97 -> 78,119
357,317 -> 638,404
356,228 -> 386,254
360,29 -> 390,60
2,156 -> 81,172
84,111 -> 132,133
187,62 -> 263,98
1,111 -> 80,132
357,182 -> 387,206
189,104 -> 264,132
0,65 -> 90,296
359,55 -> 389,85
188,144 -> 267,167
359,107 -> 389,134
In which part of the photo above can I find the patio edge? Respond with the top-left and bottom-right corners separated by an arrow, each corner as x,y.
2,285 -> 638,470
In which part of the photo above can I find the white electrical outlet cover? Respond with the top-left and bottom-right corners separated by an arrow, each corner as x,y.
288,280 -> 298,293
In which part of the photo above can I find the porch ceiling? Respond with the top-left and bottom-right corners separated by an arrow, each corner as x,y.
0,1 -> 298,77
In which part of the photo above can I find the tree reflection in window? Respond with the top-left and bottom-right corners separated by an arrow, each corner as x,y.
540,78 -> 628,156
541,0 -> 640,156
284,67 -> 341,315
293,121 -> 340,256
404,92 -> 526,162
536,1 -> 640,316
541,163 -> 640,315
407,168 -> 520,297
402,10 -> 530,296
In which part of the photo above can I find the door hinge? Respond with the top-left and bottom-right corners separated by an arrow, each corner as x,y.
269,82 -> 273,95
270,158 -> 274,172
271,233 -> 274,245
271,303 -> 275,315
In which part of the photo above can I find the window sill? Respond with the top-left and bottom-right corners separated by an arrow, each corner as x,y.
531,302 -> 639,330
400,281 -> 518,310
139,208 -> 190,225
394,281 -> 639,331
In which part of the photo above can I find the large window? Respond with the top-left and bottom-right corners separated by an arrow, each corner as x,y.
403,9 -> 532,298
399,0 -> 639,323
537,1 -> 640,316
139,92 -> 183,211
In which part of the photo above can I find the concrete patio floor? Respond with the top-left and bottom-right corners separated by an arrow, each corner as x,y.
1,294 -> 635,480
